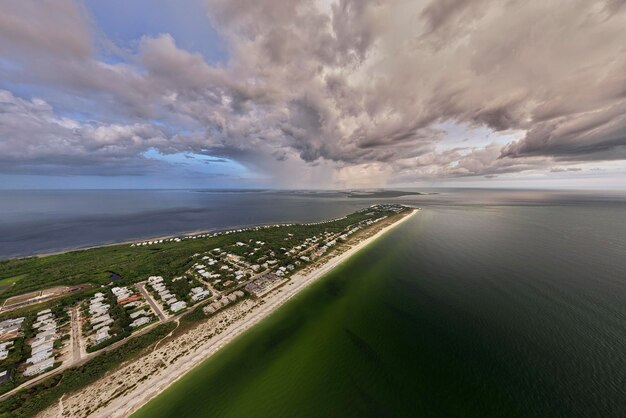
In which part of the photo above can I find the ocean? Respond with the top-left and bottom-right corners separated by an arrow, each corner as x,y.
122,190 -> 626,418
2,188 -> 625,260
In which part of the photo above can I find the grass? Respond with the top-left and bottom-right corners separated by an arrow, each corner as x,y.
0,275 -> 26,288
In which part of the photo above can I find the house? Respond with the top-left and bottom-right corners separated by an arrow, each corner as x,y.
38,322 -> 57,332
191,291 -> 210,302
24,358 -> 54,376
31,341 -> 54,355
31,335 -> 55,348
32,319 -> 55,329
130,310 -> 147,319
170,301 -> 187,313
94,330 -> 110,344
27,349 -> 53,364
0,318 -> 25,334
93,319 -> 113,330
91,314 -> 111,325
148,276 -> 164,284
130,317 -> 150,328
37,329 -> 57,339
89,304 -> 109,314
118,294 -> 142,305
36,313 -> 53,322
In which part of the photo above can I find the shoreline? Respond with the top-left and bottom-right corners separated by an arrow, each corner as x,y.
37,208 -> 417,418
3,218 -> 356,262
122,209 -> 417,418
123,208 -> 417,418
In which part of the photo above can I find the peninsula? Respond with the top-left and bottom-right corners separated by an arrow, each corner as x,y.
0,204 -> 416,418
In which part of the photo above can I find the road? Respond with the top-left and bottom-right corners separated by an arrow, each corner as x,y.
69,307 -> 81,363
138,283 -> 167,322
0,212 -> 412,403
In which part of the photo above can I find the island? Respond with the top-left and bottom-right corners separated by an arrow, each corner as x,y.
346,190 -> 425,198
0,204 -> 417,418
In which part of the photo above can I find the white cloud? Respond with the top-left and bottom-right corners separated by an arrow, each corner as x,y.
0,0 -> 625,187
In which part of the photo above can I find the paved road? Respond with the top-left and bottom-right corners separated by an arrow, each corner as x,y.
70,307 -> 81,363
138,283 -> 167,321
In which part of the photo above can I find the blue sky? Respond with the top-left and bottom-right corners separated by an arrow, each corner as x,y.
86,0 -> 227,64
0,1 -> 625,190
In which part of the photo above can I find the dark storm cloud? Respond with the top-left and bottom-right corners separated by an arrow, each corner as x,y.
0,0 -> 625,185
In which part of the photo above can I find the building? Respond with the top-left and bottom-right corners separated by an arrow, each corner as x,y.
27,349 -> 53,365
94,329 -> 110,344
170,301 -> 187,313
93,319 -> 113,330
31,334 -> 56,348
191,291 -> 210,302
91,313 -> 111,325
130,317 -> 150,328
31,341 -> 54,355
130,309 -> 147,319
23,358 -> 54,377
0,317 -> 25,332
118,294 -> 141,305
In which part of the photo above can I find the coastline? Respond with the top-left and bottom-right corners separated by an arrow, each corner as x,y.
8,218 -> 347,261
36,208 -> 417,418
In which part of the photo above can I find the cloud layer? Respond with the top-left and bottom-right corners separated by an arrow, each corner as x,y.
0,0 -> 625,187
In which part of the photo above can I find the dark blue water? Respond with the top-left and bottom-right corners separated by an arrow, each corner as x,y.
1,189 -> 625,259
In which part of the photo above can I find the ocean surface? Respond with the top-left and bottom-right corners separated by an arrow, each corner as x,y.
1,188 -> 625,260
124,190 -> 626,418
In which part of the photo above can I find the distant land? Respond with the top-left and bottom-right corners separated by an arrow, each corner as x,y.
277,190 -> 430,199
346,190 -> 426,198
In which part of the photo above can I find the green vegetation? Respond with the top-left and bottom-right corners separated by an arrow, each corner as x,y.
85,288 -> 132,353
0,322 -> 176,418
0,205 -> 408,417
0,207 -> 406,303
0,302 -> 75,394
0,274 -> 25,288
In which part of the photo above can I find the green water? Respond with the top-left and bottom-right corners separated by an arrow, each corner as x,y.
133,205 -> 626,418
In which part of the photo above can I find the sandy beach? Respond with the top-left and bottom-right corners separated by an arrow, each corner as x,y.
37,209 -> 417,418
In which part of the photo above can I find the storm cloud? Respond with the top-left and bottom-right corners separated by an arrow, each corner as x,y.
0,0 -> 625,186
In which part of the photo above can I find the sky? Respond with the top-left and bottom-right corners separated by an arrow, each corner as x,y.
0,0 -> 625,190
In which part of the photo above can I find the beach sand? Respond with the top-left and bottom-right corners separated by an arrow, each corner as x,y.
37,209 -> 417,418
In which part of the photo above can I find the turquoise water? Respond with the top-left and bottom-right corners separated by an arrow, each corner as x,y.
133,204 -> 626,417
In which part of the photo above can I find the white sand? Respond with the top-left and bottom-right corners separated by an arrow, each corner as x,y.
37,209 -> 416,418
